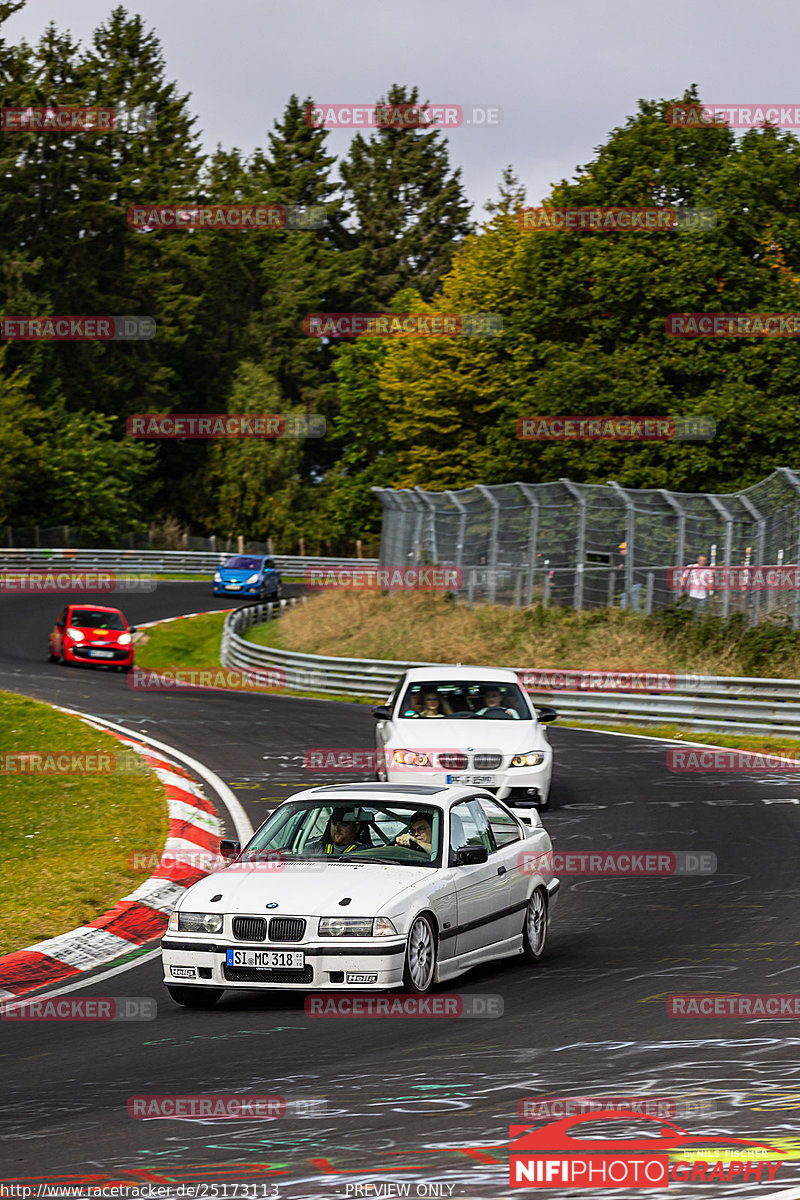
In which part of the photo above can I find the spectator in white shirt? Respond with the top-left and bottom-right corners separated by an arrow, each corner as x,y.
683,554 -> 714,611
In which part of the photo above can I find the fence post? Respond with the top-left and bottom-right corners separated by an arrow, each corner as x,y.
708,495 -> 734,620
517,483 -> 539,607
414,486 -> 439,565
477,485 -> 500,604
34,524 -> 40,549
268,536 -> 275,556
645,571 -> 654,614
739,494 -> 766,626
356,539 -> 362,559
777,468 -> 800,630
238,535 -> 244,553
609,482 -> 635,609
560,479 -> 586,610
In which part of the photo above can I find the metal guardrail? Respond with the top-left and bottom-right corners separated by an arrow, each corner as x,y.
220,603 -> 800,737
0,548 -> 378,575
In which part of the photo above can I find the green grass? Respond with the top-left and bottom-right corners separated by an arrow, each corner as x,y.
135,611 -> 229,673
0,692 -> 168,955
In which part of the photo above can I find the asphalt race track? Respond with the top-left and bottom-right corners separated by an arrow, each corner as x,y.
2,583 -> 800,1197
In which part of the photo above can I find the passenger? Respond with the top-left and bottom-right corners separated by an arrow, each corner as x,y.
306,808 -> 368,856
420,691 -> 446,718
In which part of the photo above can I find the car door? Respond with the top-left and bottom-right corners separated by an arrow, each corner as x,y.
451,798 -> 514,958
476,795 -> 529,941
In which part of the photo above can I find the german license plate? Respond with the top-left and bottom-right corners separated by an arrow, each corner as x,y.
225,584 -> 241,590
447,773 -> 496,786
226,948 -> 304,969
89,650 -> 114,658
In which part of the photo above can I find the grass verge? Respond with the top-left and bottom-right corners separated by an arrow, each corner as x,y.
0,691 -> 168,955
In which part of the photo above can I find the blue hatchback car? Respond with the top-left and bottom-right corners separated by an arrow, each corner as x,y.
213,555 -> 282,600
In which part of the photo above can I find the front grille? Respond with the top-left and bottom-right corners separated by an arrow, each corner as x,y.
438,752 -> 467,770
269,917 -> 306,942
232,916 -> 267,942
223,964 -> 313,984
474,753 -> 502,770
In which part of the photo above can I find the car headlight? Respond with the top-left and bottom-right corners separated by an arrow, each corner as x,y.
245,574 -> 259,584
65,627 -> 84,641
318,917 -> 397,937
393,749 -> 430,767
170,911 -> 224,933
511,751 -> 545,767
117,633 -> 132,645
214,572 -> 221,582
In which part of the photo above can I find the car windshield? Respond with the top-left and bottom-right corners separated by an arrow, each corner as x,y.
398,680 -> 531,720
223,556 -> 263,570
68,609 -> 126,630
242,801 -> 443,867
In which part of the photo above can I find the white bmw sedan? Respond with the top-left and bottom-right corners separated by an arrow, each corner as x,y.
373,666 -> 557,809
162,783 -> 559,1007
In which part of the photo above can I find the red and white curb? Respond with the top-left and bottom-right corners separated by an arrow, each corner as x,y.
0,713 -> 241,1002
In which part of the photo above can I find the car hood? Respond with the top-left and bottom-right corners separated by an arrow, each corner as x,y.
390,717 -> 543,751
218,569 -> 259,580
180,861 -> 431,916
79,628 -> 125,640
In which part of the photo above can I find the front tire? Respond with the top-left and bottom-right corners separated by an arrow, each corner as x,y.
166,985 -> 223,1008
522,888 -> 548,962
47,645 -> 58,662
402,914 -> 437,994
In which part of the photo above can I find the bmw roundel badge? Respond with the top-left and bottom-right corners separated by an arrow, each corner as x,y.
265,902 -> 279,909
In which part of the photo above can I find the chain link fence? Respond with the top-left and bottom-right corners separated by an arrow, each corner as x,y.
374,468 -> 800,627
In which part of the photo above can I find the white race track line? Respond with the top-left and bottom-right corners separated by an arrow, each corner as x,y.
16,709 -> 255,1003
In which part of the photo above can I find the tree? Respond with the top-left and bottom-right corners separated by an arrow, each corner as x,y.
340,84 -> 473,309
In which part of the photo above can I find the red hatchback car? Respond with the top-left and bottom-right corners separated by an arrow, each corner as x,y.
48,604 -> 136,672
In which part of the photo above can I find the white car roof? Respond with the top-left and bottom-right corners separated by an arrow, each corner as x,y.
283,782 -> 498,809
401,665 -> 522,684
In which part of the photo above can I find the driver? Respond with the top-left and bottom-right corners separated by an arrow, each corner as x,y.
394,811 -> 433,855
306,808 -> 368,856
475,686 -> 520,719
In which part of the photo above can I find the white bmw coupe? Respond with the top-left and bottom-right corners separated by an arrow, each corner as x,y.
162,783 -> 559,1006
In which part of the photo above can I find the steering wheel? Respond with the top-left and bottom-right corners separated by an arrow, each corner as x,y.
406,837 -> 426,852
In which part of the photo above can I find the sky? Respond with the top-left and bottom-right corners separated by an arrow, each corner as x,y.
5,0 -> 800,217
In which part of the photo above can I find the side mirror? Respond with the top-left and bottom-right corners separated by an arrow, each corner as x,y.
537,706 -> 558,724
371,705 -> 393,721
220,839 -> 241,861
455,845 -> 488,866
128,625 -> 137,634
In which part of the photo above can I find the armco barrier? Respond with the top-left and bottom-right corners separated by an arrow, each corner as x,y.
0,548 -> 378,575
220,603 -> 800,736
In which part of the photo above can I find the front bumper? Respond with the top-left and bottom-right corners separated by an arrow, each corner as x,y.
385,760 -> 551,804
66,644 -> 134,665
213,582 -> 261,595
161,938 -> 406,991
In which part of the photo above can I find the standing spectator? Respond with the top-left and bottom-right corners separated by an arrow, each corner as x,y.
682,554 -> 714,612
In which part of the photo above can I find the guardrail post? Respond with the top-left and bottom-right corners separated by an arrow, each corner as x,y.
477,484 -> 500,604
